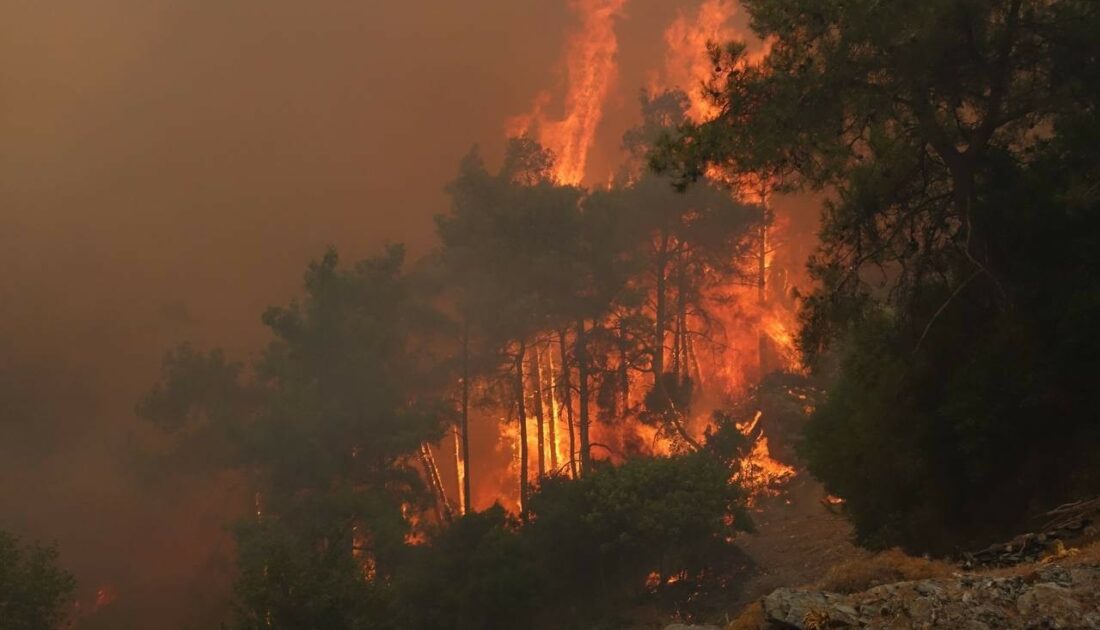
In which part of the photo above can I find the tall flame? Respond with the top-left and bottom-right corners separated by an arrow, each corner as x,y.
428,1 -> 807,517
655,0 -> 773,126
659,0 -> 740,123
508,0 -> 626,185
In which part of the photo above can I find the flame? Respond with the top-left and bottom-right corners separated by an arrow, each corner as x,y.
654,0 -> 773,125
508,0 -> 626,185
351,523 -> 379,580
657,0 -> 740,123
400,503 -> 429,546
655,1 -> 776,203
421,1 -> 807,516
762,312 -> 799,366
734,411 -> 796,502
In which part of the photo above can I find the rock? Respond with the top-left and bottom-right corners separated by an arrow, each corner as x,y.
663,625 -> 722,630
756,563 -> 1100,629
761,588 -> 832,627
1016,583 -> 1083,628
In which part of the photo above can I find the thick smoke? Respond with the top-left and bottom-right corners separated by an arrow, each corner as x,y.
0,1 -> 806,627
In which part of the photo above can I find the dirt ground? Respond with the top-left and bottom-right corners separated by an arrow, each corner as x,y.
730,473 -> 867,611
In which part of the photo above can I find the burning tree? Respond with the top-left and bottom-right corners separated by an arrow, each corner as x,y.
438,138 -> 587,516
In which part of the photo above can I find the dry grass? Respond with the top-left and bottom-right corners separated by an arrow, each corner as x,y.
1065,539 -> 1100,564
725,601 -> 765,630
813,548 -> 954,594
983,538 -> 1100,578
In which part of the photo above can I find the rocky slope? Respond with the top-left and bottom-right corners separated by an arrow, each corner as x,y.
758,561 -> 1100,629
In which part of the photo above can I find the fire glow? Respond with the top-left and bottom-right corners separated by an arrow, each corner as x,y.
508,0 -> 627,186
418,0 -> 802,525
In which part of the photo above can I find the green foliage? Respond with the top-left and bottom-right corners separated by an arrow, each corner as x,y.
0,530 -> 76,630
801,147 -> 1100,551
136,344 -> 254,472
656,0 -> 1100,552
231,490 -> 406,630
253,245 -> 449,501
225,448 -> 751,630
142,246 -> 452,627
390,506 -> 540,630
393,451 -> 751,630
438,139 -> 586,341
544,452 -> 751,578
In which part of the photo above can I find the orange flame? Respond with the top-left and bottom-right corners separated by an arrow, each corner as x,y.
508,0 -> 626,185
655,0 -> 774,124
428,1 -> 806,517
657,0 -> 740,123
734,411 -> 796,502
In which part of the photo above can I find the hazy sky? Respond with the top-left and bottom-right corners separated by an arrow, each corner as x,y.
0,1 -> 732,626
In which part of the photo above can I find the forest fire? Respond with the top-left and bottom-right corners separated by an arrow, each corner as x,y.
10,1 -> 1100,628
408,0 -> 805,525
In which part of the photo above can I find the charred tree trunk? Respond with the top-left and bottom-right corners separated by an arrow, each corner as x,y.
530,346 -> 546,480
757,204 -> 769,379
576,319 -> 591,475
419,443 -> 452,523
687,325 -> 704,388
617,318 -> 629,417
514,340 -> 529,521
673,256 -> 688,381
540,343 -> 559,473
457,321 -> 472,515
452,428 -> 465,516
653,229 -> 670,381
558,328 -> 578,478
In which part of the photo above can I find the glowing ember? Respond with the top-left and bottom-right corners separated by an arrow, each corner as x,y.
736,432 -> 796,500
400,503 -> 429,546
734,412 -> 796,502
821,494 -> 846,514
94,584 -> 117,609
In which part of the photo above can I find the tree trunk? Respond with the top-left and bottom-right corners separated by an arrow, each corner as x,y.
514,340 -> 529,521
674,256 -> 688,381
617,318 -> 629,417
558,328 -> 578,478
457,321 -> 472,515
757,204 -> 769,379
540,343 -> 559,473
419,443 -> 452,523
653,229 -> 670,380
452,428 -> 465,516
687,325 -> 704,388
530,346 -> 546,480
576,319 -> 591,475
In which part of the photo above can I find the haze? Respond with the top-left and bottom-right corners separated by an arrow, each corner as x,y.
0,0 -> 729,626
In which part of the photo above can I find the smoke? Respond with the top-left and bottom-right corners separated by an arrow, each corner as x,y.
0,1 -> 815,627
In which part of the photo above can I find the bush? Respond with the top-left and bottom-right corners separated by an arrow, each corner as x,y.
814,549 -> 953,594
395,451 -> 753,629
392,505 -> 541,630
0,530 -> 76,630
